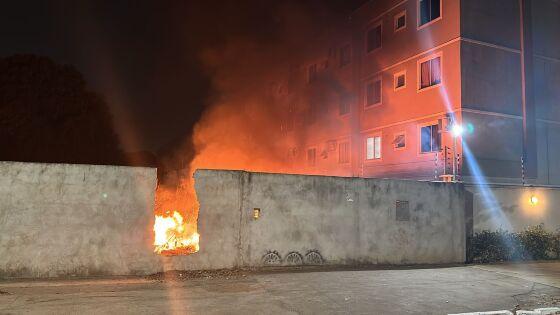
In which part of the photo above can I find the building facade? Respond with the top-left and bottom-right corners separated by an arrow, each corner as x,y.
281,0 -> 560,185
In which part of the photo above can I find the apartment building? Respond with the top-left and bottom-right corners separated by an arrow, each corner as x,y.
281,0 -> 560,185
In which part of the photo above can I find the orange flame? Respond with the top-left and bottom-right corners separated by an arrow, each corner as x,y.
153,210 -> 200,256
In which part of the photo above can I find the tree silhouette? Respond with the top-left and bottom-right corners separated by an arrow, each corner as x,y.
0,54 -> 123,165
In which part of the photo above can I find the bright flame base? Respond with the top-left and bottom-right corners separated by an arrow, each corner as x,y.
154,210 -> 200,256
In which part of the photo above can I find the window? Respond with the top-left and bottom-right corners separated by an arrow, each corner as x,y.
366,136 -> 382,160
366,23 -> 382,52
339,44 -> 351,67
308,64 -> 317,83
305,102 -> 316,125
394,11 -> 406,32
393,133 -> 406,149
419,0 -> 441,27
365,78 -> 382,107
339,95 -> 350,116
419,56 -> 441,89
338,142 -> 350,164
285,104 -> 295,132
420,123 -> 440,153
307,148 -> 316,166
394,71 -> 406,90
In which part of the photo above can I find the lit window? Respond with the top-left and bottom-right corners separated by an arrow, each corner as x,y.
419,0 -> 441,27
394,133 -> 406,149
307,148 -> 316,166
366,23 -> 382,52
419,56 -> 441,89
420,124 -> 440,153
365,78 -> 382,107
338,142 -> 350,164
366,136 -> 382,160
339,44 -> 351,67
394,11 -> 406,31
394,71 -> 406,90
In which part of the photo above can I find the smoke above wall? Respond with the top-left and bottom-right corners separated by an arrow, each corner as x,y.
153,2 -> 353,254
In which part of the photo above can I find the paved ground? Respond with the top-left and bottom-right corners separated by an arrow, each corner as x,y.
1,262 -> 560,314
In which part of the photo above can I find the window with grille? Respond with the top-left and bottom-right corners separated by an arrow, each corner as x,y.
338,142 -> 350,164
394,11 -> 406,31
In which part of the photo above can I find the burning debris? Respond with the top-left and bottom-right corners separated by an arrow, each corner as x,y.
153,210 -> 200,256
153,177 -> 200,256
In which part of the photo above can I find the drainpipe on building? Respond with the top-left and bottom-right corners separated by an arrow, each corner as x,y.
519,0 -> 538,182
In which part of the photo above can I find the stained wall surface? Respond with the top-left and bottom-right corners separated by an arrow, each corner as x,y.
169,170 -> 470,270
0,165 -> 470,278
468,184 -> 560,233
0,162 -> 158,278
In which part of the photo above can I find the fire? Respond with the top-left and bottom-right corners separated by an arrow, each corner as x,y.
153,210 -> 200,256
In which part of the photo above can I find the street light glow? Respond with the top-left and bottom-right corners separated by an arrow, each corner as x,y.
452,124 -> 464,137
529,195 -> 539,206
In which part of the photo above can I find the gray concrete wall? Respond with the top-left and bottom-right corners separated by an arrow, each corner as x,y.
0,165 -> 470,278
0,161 -> 158,278
167,170 -> 469,270
468,184 -> 560,233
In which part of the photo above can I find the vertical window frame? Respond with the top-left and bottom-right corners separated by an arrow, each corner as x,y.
307,63 -> 318,84
307,147 -> 317,167
365,20 -> 383,54
417,0 -> 442,30
339,94 -> 351,117
418,121 -> 441,154
338,140 -> 351,164
417,52 -> 443,92
339,43 -> 352,68
364,76 -> 383,109
394,10 -> 407,33
394,70 -> 407,91
365,133 -> 382,161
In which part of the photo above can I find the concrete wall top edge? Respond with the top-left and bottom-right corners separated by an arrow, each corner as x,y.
194,169 -> 464,189
0,160 -> 157,172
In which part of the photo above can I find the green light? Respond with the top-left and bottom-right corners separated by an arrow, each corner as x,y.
466,123 -> 475,134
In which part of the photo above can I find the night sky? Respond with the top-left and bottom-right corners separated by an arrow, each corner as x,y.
0,0 -> 366,154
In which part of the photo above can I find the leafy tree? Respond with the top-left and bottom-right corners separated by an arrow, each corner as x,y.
0,54 -> 123,165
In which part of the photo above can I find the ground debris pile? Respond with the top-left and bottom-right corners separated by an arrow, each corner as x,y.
146,268 -> 253,281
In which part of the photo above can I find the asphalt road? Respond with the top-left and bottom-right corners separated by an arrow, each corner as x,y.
1,262 -> 560,314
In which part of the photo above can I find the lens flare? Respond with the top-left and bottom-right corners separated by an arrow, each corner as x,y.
452,124 -> 464,137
